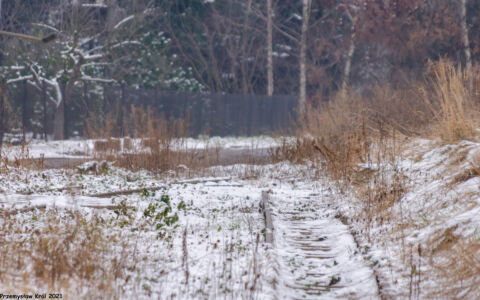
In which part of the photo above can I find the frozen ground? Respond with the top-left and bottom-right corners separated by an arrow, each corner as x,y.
0,136 -> 479,299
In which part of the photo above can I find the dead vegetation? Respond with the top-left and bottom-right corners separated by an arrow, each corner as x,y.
0,142 -> 45,171
431,238 -> 480,299
277,60 -> 479,194
1,61 -> 479,298
84,106 -> 273,177
282,60 -> 479,175
421,60 -> 477,142
86,106 -> 202,174
274,60 -> 480,298
0,208 -> 129,296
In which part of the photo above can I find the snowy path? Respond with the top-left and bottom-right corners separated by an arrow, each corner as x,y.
0,162 -> 381,298
267,191 -> 380,299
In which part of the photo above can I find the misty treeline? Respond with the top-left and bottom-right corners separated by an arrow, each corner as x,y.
0,0 -> 478,141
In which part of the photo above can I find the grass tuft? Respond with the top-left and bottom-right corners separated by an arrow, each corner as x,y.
422,60 -> 477,142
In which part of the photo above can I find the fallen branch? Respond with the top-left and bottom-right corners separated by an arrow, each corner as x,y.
80,204 -> 135,210
171,177 -> 232,185
88,177 -> 233,198
87,187 -> 164,198
17,185 -> 83,195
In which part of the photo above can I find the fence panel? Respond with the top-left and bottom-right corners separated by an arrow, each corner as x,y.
112,89 -> 297,137
10,85 -> 297,138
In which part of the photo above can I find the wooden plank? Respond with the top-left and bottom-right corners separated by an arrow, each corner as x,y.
260,190 -> 274,244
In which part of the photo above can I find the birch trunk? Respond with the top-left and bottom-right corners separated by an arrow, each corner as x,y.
299,0 -> 310,118
267,0 -> 274,96
241,0 -> 253,94
460,0 -> 472,91
342,17 -> 357,91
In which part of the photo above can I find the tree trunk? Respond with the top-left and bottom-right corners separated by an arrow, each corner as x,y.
55,56 -> 82,141
22,80 -> 27,142
0,84 -> 5,149
267,0 -> 274,96
53,98 -> 64,140
342,17 -> 357,91
42,80 -> 47,141
460,0 -> 472,91
118,85 -> 124,137
241,0 -> 253,95
299,0 -> 311,118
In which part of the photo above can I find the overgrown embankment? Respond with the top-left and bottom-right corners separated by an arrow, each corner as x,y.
279,60 -> 480,299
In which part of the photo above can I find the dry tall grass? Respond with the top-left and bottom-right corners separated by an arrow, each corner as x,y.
84,111 -> 119,139
88,105 -> 194,173
430,238 -> 480,299
421,60 -> 478,142
87,106 -> 274,175
286,60 -> 479,181
288,60 -> 480,299
0,142 -> 45,171
0,208 -> 128,295
288,88 -> 394,180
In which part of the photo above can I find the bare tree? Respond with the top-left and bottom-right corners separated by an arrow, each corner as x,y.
266,0 -> 274,96
299,0 -> 311,117
240,0 -> 253,94
2,1 -> 152,140
0,83 -> 5,148
460,0 -> 472,91
340,2 -> 360,91
165,0 -> 266,94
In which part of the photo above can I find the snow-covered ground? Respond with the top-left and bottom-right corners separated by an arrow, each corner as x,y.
0,158 -> 378,298
334,138 -> 480,299
0,163 -> 271,298
1,136 -> 479,299
268,188 -> 379,299
0,136 -> 285,160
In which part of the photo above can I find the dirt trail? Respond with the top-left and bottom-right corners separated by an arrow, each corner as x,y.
265,192 -> 380,299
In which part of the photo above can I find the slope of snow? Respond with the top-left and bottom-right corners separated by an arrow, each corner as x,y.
333,138 -> 480,299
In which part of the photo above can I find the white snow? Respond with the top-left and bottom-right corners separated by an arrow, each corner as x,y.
332,138 -> 480,298
1,136 -> 287,160
1,135 -> 479,298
